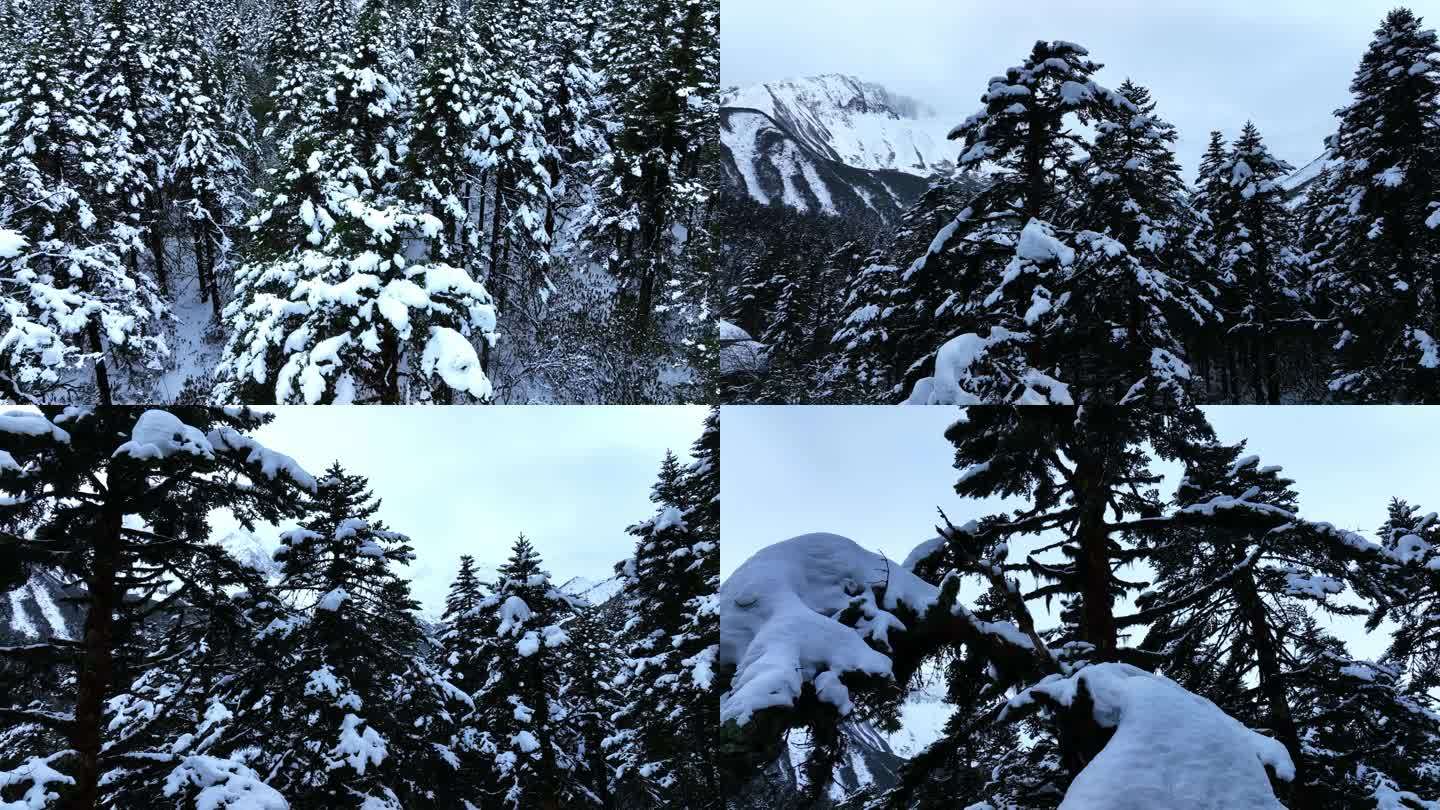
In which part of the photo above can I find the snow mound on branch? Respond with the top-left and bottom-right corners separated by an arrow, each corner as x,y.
421,326 -> 492,400
0,229 -> 27,259
719,320 -> 767,377
0,410 -> 71,443
1009,663 -> 1292,810
330,714 -> 387,775
162,755 -> 288,810
719,533 -> 939,725
105,411 -> 316,491
114,410 -> 215,461
0,751 -> 75,809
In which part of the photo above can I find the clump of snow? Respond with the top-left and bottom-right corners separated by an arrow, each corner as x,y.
652,506 -> 687,533
511,730 -> 541,754
0,411 -> 70,442
0,229 -> 28,259
330,714 -> 386,775
719,533 -> 940,725
496,595 -> 532,636
114,410 -> 215,461
209,428 -> 317,491
0,751 -> 75,809
1015,219 -> 1075,267
516,631 -> 541,657
719,320 -> 768,377
316,588 -> 349,612
900,536 -> 946,571
162,755 -> 288,810
1414,329 -> 1438,369
1006,663 -> 1292,809
421,326 -> 492,401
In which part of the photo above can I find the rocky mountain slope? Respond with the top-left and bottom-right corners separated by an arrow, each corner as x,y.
2,570 -> 82,645
720,108 -> 929,222
721,74 -> 955,176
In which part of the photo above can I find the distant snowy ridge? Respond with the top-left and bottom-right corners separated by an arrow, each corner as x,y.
1279,149 -> 1340,206
719,108 -> 928,221
2,571 -> 82,644
721,74 -> 957,176
557,575 -> 625,606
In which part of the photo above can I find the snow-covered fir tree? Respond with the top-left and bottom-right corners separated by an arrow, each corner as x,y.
590,0 -> 717,351
729,7 -> 1439,405
214,0 -> 500,404
1305,8 -> 1440,403
720,404 -> 1440,809
4,407 -> 718,808
836,42 -> 1213,406
0,407 -> 316,808
218,462 -> 469,807
1204,122 -> 1304,404
0,0 -> 713,404
463,534 -> 579,808
0,0 -> 169,405
559,602 -> 625,808
608,407 -> 719,807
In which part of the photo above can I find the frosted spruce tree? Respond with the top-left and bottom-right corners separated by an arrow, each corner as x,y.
468,0 -> 556,318
224,462 -> 468,807
166,0 -> 248,323
0,407 -> 316,808
559,602 -> 624,808
591,0 -> 717,346
89,0 -> 167,292
1205,122 -> 1304,404
1306,8 -> 1440,402
214,0 -> 499,404
609,408 -> 719,807
465,535 -> 578,808
718,405 -> 1437,808
0,0 -> 168,404
840,43 -> 1212,405
830,174 -> 987,402
1133,443 -> 1437,803
406,0 -> 490,275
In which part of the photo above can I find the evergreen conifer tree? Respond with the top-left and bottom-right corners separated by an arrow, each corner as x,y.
466,535 -> 577,809
0,407 -> 316,808
1306,8 -> 1440,402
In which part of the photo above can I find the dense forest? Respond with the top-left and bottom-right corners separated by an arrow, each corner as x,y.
719,404 -> 1440,808
719,8 -> 1440,405
0,407 -> 719,808
0,0 -> 717,405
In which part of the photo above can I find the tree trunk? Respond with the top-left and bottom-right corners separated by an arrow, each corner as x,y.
1073,458 -> 1118,655
61,504 -> 125,810
149,224 -> 168,296
87,321 -> 112,406
194,227 -> 210,303
488,168 -> 506,311
1234,566 -> 1305,794
203,228 -> 222,322
379,330 -> 402,404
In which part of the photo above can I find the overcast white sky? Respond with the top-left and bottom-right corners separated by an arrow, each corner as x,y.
721,0 -> 1411,175
229,406 -> 706,617
721,406 -> 1440,659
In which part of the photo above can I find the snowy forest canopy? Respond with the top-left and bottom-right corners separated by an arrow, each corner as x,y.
0,406 -> 720,808
719,8 -> 1440,406
0,0 -> 717,405
719,405 -> 1440,809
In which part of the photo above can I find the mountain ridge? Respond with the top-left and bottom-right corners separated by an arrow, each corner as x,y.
720,107 -> 930,223
721,74 -> 955,176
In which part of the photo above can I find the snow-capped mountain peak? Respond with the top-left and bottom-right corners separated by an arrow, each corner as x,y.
558,575 -> 626,606
721,74 -> 956,176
